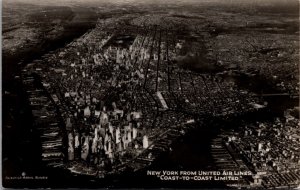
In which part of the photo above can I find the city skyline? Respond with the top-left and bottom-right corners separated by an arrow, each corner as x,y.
2,0 -> 299,188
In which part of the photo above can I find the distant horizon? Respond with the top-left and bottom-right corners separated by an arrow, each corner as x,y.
3,0 -> 298,5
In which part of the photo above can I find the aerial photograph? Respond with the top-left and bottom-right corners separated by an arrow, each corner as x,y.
2,0 -> 299,189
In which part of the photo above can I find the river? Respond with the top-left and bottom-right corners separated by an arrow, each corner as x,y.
2,13 -> 96,188
3,16 -> 298,188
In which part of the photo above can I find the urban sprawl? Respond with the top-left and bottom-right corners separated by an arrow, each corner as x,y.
20,15 -> 299,188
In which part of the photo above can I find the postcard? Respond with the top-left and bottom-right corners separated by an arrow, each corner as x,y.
2,0 -> 299,189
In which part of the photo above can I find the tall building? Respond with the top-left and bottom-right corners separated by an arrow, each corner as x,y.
258,142 -> 263,152
84,106 -> 91,117
143,135 -> 149,149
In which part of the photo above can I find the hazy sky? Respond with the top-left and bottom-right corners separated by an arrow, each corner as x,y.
4,0 -> 295,3
3,0 -> 297,7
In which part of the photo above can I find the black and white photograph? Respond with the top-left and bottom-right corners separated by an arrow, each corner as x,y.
2,0 -> 300,189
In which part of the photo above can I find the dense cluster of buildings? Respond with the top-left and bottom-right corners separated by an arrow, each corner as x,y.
22,16 -> 266,177
209,33 -> 299,94
222,108 -> 300,188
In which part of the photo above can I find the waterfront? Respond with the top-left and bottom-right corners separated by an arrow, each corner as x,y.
2,0 -> 299,189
